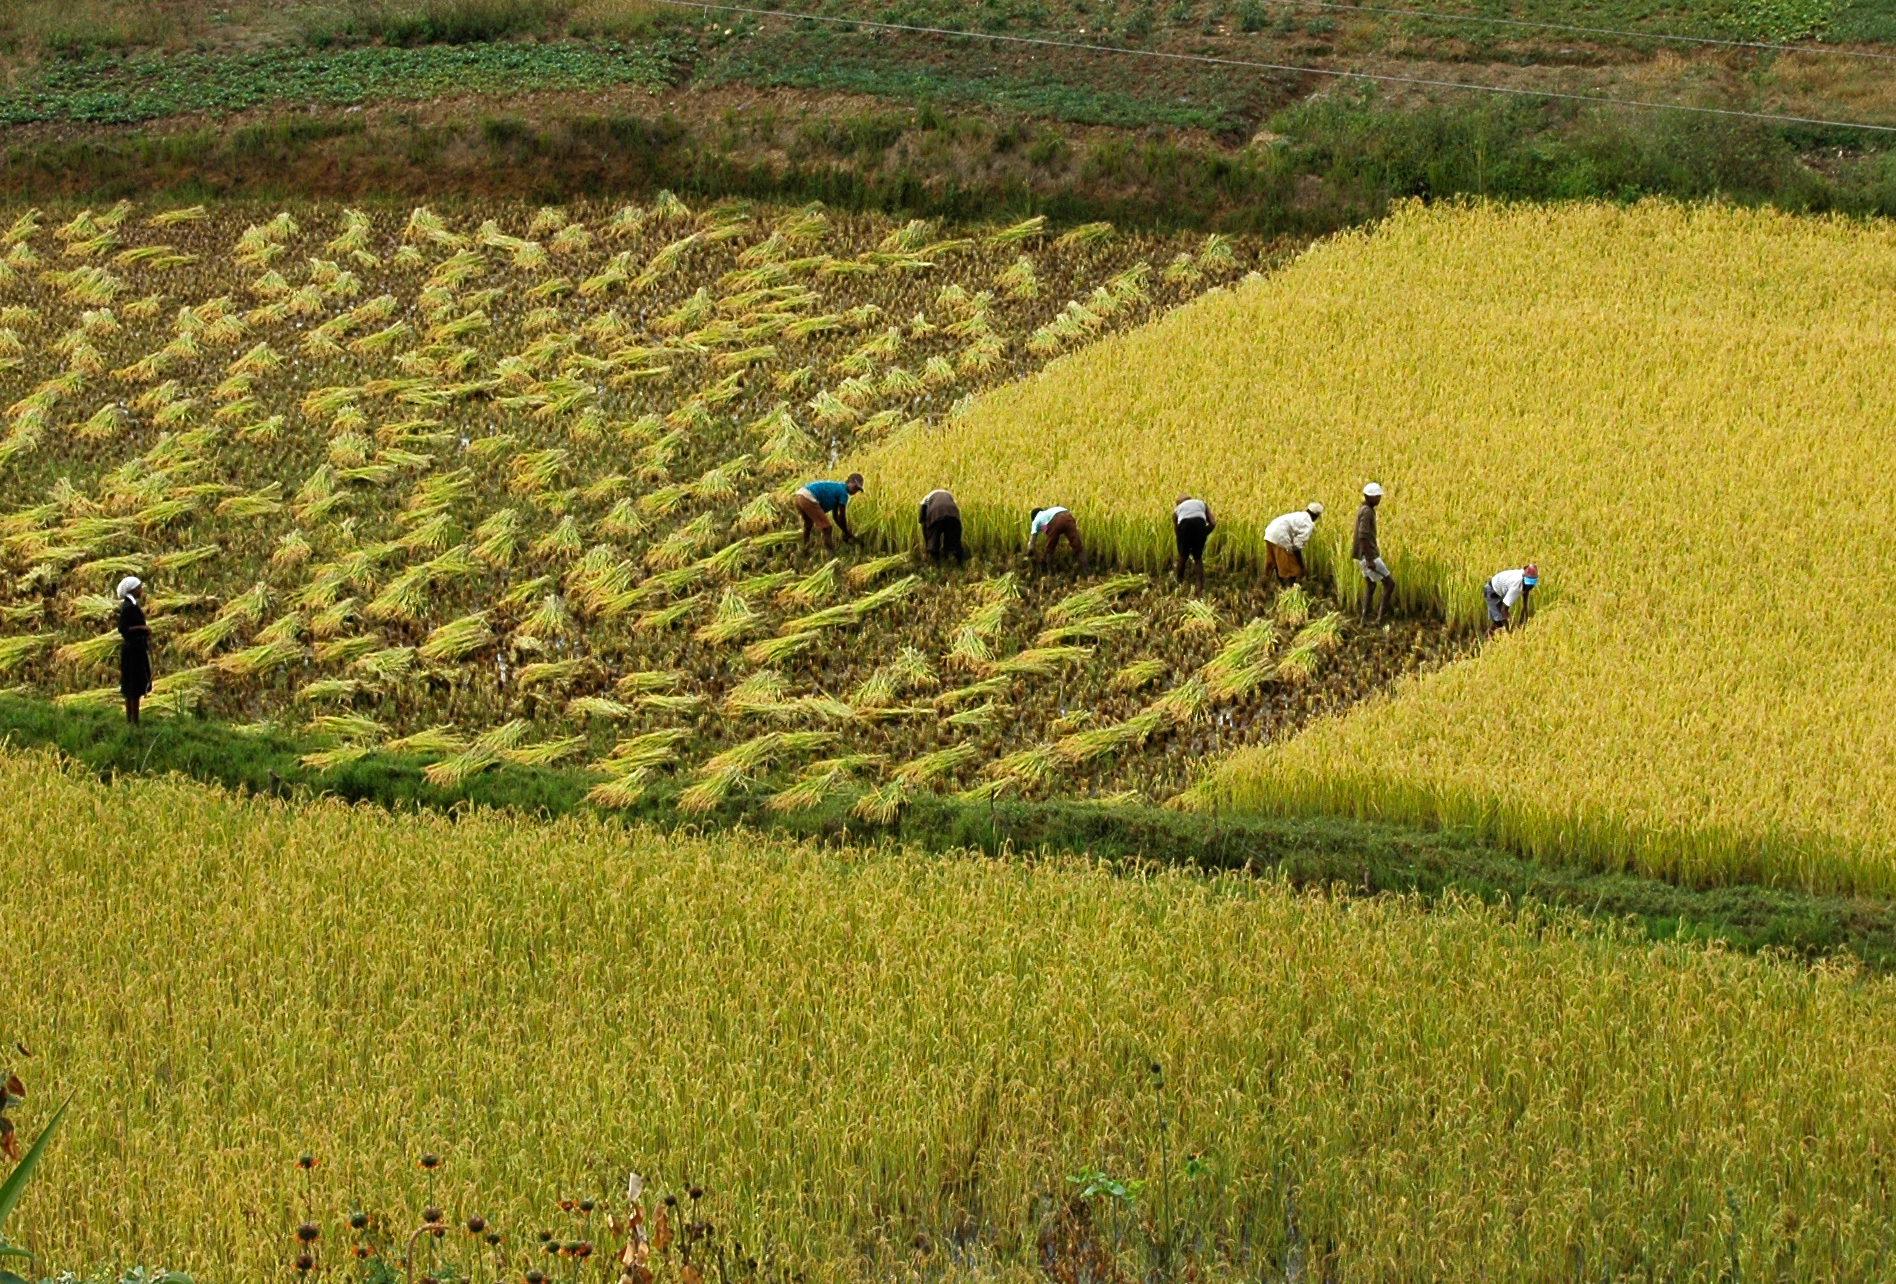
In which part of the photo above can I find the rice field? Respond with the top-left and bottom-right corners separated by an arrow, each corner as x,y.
9,748 -> 1896,1282
856,200 -> 1896,895
0,196 -> 1471,813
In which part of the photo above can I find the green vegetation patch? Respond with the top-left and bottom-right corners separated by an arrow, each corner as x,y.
704,32 -> 1245,131
0,38 -> 692,127
9,694 -> 1896,969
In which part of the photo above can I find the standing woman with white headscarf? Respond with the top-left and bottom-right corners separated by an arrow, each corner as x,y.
116,576 -> 152,725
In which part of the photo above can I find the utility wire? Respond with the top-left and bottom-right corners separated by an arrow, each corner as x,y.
648,0 -> 1896,134
1264,0 -> 1896,61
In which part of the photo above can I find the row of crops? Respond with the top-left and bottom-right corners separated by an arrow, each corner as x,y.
0,197 -> 1464,811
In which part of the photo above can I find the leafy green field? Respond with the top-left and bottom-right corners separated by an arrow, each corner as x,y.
0,40 -> 689,127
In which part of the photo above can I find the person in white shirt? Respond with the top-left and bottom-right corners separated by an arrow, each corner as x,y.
1484,564 -> 1539,633
1172,495 -> 1216,592
1263,502 -> 1323,581
1028,505 -> 1087,570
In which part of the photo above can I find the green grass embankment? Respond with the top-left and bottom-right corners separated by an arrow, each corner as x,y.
6,694 -> 1894,968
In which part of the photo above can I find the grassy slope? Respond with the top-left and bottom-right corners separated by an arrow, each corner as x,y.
10,695 -> 1896,967
0,0 -> 1892,224
10,745 -> 1896,1281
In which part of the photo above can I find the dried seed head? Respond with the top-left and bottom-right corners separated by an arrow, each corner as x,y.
688,1187 -> 704,1201
419,1152 -> 441,1170
465,1215 -> 487,1235
526,1272 -> 547,1284
348,1213 -> 370,1231
423,1207 -> 444,1225
578,1199 -> 595,1214
297,1154 -> 317,1170
295,1253 -> 314,1273
296,1223 -> 320,1244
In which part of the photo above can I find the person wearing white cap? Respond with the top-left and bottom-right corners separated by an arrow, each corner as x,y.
1484,564 -> 1540,634
116,576 -> 152,725
1262,501 -> 1323,582
1353,482 -> 1395,624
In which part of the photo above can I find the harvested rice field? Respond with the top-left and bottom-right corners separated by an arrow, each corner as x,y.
0,198 -> 1460,812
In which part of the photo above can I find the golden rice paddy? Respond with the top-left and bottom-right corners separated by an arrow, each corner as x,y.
858,200 -> 1896,894
8,749 -> 1896,1281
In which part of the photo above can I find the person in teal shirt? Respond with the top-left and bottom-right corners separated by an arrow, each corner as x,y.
794,474 -> 862,549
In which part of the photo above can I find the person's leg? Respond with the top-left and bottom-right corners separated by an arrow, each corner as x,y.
946,517 -> 965,564
1054,512 -> 1084,568
1046,515 -> 1074,568
125,695 -> 140,726
924,520 -> 940,561
1378,576 -> 1395,622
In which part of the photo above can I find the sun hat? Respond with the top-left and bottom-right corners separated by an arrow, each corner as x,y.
1363,482 -> 1384,498
1307,501 -> 1325,517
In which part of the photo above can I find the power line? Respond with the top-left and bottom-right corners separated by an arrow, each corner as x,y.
1265,0 -> 1896,61
649,0 -> 1896,134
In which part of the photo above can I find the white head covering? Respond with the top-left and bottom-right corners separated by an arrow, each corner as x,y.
1363,482 -> 1384,498
1307,501 -> 1325,517
116,576 -> 142,600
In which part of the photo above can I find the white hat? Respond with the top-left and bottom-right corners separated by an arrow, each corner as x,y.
1363,482 -> 1384,498
1307,501 -> 1325,517
116,576 -> 142,600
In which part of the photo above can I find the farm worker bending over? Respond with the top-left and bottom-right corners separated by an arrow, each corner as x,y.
794,474 -> 862,550
1484,564 -> 1539,634
117,576 -> 152,727
1028,506 -> 1088,570
1173,495 -> 1216,593
1353,482 -> 1395,624
919,488 -> 965,564
1263,502 -> 1323,581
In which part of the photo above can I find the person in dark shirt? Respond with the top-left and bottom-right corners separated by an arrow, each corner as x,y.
1352,482 -> 1395,624
116,576 -> 152,725
918,489 -> 964,563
